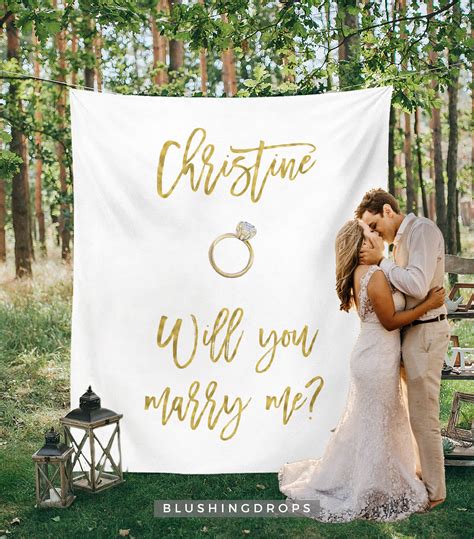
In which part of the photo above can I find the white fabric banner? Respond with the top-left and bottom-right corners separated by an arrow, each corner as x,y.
70,86 -> 393,473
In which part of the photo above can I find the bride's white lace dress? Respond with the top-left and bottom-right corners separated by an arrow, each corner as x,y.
278,264 -> 430,522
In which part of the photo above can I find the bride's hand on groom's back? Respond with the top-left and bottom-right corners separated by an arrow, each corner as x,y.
425,287 -> 446,309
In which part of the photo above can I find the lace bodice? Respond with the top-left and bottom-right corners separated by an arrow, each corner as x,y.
357,265 -> 405,323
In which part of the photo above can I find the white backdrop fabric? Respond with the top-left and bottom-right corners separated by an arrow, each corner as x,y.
69,86 -> 393,473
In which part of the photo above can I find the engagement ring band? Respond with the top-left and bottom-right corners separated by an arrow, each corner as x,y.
208,221 -> 257,278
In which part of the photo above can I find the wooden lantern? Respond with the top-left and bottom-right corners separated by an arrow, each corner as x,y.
60,386 -> 124,493
32,427 -> 76,508
447,392 -> 474,442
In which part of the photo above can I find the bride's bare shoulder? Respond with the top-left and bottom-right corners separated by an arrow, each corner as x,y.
354,265 -> 385,294
354,264 -> 374,280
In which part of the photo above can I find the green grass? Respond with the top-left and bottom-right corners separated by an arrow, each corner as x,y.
1,249 -> 473,539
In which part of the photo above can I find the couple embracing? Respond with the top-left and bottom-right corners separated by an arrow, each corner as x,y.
278,188 -> 450,523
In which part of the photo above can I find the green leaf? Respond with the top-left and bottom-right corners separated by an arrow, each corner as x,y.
253,64 -> 268,81
44,20 -> 62,36
0,131 -> 12,144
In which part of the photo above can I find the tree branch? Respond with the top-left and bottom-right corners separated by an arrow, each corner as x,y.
1,110 -> 70,154
0,73 -> 94,91
241,1 -> 294,41
300,0 -> 458,88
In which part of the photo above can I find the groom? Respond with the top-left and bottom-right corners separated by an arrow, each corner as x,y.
355,188 -> 450,510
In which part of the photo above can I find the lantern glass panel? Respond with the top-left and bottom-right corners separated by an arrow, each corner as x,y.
64,421 -> 123,491
34,455 -> 75,508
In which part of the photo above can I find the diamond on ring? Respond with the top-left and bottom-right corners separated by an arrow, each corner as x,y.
236,221 -> 257,241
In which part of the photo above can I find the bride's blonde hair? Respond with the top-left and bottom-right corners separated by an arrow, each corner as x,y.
335,219 -> 364,312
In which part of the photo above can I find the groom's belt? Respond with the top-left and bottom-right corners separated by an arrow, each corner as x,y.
405,314 -> 447,328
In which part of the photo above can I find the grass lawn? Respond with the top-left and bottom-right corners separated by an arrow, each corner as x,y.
1,250 -> 473,539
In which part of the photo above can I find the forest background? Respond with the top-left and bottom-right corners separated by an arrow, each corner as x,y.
0,0 -> 472,271
0,1 -> 473,538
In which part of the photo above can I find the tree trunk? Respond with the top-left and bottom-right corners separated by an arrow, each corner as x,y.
414,107 -> 429,218
431,104 -> 446,237
394,109 -> 403,199
0,23 -> 5,262
446,1 -> 460,256
336,0 -> 361,89
387,0 -> 397,197
430,109 -> 447,232
50,206 -> 60,246
168,0 -> 184,73
403,112 -> 416,214
399,0 -> 416,214
71,26 -> 78,86
94,24 -> 103,92
221,14 -> 237,96
0,186 -> 4,261
221,46 -> 237,96
199,48 -> 208,95
0,17 -> 5,263
33,27 -> 46,255
446,84 -> 458,254
388,105 -> 395,196
472,14 -> 474,201
6,13 -> 32,277
325,1 -> 332,90
427,0 -> 446,239
455,189 -> 460,254
0,119 -> 6,262
150,1 -> 169,86
25,133 -> 35,262
428,137 -> 436,220
53,0 -> 71,260
84,17 -> 95,90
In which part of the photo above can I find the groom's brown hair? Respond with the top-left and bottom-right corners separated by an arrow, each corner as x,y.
355,188 -> 400,218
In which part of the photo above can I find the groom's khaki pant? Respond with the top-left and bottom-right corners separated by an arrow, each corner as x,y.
400,318 -> 450,502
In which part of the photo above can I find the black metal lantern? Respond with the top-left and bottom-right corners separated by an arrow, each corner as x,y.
32,427 -> 76,508
60,386 -> 124,492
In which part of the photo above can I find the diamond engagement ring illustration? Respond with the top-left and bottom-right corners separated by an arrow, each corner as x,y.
208,221 -> 257,278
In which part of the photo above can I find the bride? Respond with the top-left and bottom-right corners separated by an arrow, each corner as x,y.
278,218 -> 446,522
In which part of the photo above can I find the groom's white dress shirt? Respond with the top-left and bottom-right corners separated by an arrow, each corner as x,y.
379,212 -> 447,321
